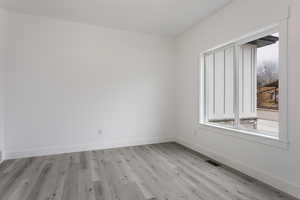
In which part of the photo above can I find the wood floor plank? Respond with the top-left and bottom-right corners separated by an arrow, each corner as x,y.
78,152 -> 96,200
6,157 -> 46,200
151,144 -> 240,200
25,162 -> 53,200
121,147 -> 171,200
116,148 -> 155,199
0,160 -> 16,177
119,147 -> 160,200
61,156 -> 80,200
93,151 -> 114,200
0,158 -> 36,200
0,143 -> 298,200
49,157 -> 71,200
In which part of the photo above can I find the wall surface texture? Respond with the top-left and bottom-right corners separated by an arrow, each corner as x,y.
175,0 -> 300,198
3,11 -> 176,158
0,10 -> 5,162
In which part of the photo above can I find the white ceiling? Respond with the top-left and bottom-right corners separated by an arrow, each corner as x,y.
0,0 -> 232,36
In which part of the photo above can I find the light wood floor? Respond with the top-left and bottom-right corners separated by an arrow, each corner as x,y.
0,143 -> 297,200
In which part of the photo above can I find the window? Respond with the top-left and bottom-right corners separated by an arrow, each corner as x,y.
200,22 -> 288,144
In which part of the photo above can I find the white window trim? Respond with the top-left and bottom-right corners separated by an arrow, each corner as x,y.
199,19 -> 289,149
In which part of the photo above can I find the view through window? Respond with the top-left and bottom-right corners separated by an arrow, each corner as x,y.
240,33 -> 279,136
202,32 -> 280,138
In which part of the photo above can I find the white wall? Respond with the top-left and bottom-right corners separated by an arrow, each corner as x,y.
0,10 -> 5,162
3,11 -> 176,158
175,0 -> 300,198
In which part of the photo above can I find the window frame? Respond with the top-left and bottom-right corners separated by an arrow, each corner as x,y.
199,20 -> 289,149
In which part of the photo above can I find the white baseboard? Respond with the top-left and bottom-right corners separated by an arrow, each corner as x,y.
176,138 -> 300,199
5,136 -> 174,160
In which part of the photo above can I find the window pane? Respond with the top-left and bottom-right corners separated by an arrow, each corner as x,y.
204,46 -> 235,128
238,33 -> 279,137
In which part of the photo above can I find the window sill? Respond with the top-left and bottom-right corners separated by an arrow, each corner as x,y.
198,123 -> 289,150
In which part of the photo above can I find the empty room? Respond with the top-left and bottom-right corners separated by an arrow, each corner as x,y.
0,0 -> 299,199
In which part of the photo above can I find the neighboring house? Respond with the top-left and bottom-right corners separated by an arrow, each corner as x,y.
257,80 -> 279,110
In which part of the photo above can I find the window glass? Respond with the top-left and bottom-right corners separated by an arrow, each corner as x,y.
239,33 -> 279,138
204,46 -> 235,128
202,32 -> 280,138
